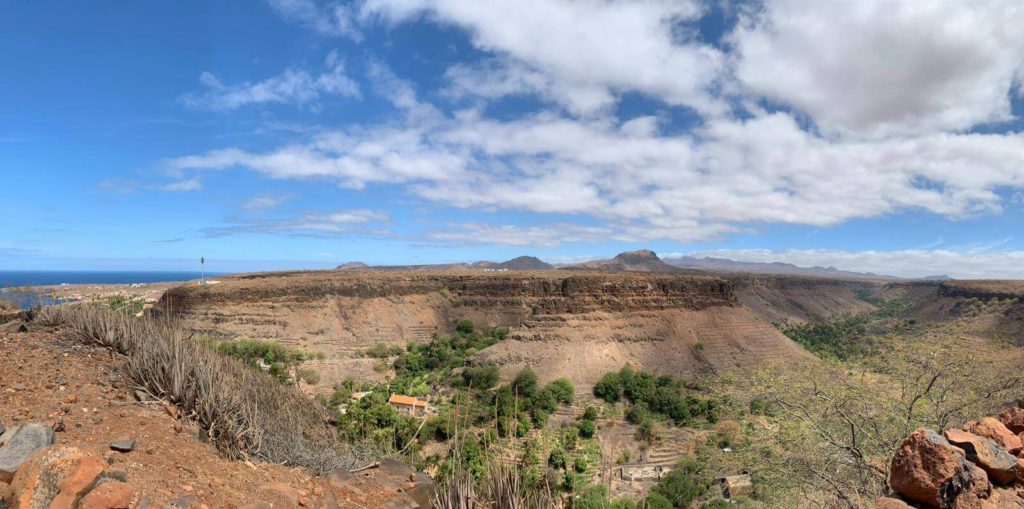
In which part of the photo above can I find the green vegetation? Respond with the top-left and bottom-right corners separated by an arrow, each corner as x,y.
105,295 -> 146,315
593,365 -> 720,427
363,342 -> 404,358
201,338 -> 324,384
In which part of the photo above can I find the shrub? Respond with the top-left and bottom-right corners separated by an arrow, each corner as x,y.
37,305 -> 343,473
364,342 -> 404,358
511,367 -> 539,398
578,419 -> 597,438
548,449 -> 567,470
574,456 -> 588,473
582,405 -> 599,421
461,366 -> 500,390
547,378 -> 575,405
594,372 -> 622,402
455,319 -> 475,334
644,493 -> 672,509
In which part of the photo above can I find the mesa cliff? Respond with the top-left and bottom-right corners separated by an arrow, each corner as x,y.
155,270 -> 878,391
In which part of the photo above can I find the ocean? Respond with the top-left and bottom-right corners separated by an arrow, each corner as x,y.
0,271 -> 221,309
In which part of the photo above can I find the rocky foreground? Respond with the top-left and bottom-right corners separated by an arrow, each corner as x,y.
881,407 -> 1024,508
0,329 -> 432,508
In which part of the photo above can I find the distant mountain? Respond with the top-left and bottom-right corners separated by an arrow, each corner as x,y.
481,256 -> 553,271
562,250 -> 686,273
661,255 -> 901,280
922,274 -> 952,281
335,261 -> 369,270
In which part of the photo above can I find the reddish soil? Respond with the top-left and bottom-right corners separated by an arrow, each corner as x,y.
0,330 -> 426,508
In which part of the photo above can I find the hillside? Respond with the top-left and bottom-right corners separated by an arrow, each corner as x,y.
663,255 -> 901,280
561,250 -> 691,273
150,266 -> 902,394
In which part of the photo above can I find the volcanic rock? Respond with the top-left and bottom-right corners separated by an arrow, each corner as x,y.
0,424 -> 56,483
1000,408 -> 1024,434
944,429 -> 1021,485
963,418 -> 1023,455
889,429 -> 976,507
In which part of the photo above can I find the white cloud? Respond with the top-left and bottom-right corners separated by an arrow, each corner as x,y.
157,178 -> 202,192
201,209 -> 389,237
362,0 -> 724,116
264,0 -> 361,40
687,248 -> 1024,280
167,104 -> 1024,243
241,194 -> 292,211
180,51 -> 360,111
732,0 -> 1024,137
425,223 -> 614,248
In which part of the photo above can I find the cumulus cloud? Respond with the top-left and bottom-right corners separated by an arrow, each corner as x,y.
166,105 -> 1024,242
732,0 -> 1024,137
201,209 -> 389,238
165,0 -> 1024,251
686,248 -> 1024,280
157,178 -> 203,192
180,51 -> 360,111
264,0 -> 361,39
362,0 -> 724,116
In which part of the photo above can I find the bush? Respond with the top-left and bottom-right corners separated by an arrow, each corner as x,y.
644,493 -> 673,509
579,419 -> 597,438
575,484 -> 609,509
511,367 -> 539,398
547,378 -> 575,405
594,372 -> 622,402
455,319 -> 475,334
574,456 -> 588,473
651,460 -> 709,508
583,405 -> 599,421
461,366 -> 500,390
38,305 -> 343,473
548,449 -> 567,469
364,342 -> 404,358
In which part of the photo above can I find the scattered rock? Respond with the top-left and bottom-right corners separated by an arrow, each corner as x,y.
0,320 -> 27,334
132,390 -> 148,402
109,440 -> 136,453
963,417 -> 1022,455
78,481 -> 135,509
0,418 -> 5,436
889,429 -> 976,508
0,423 -> 56,483
1001,408 -> 1024,434
164,405 -> 180,420
945,428 -> 1022,485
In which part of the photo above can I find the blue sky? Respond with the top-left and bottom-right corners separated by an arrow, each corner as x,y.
2,1 -> 1024,278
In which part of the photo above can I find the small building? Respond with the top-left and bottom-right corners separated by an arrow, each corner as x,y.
716,472 -> 753,499
619,464 -> 666,481
388,394 -> 429,416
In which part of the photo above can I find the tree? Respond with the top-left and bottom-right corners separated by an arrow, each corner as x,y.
594,372 -> 622,402
546,378 -> 575,405
462,366 -> 499,390
456,319 -> 475,334
512,367 -> 539,398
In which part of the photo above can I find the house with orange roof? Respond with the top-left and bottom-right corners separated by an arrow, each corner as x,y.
388,394 -> 429,416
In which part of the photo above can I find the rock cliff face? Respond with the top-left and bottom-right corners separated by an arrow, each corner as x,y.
157,271 -> 810,390
730,275 -> 882,324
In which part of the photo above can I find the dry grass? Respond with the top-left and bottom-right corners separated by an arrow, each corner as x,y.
36,305 -> 345,473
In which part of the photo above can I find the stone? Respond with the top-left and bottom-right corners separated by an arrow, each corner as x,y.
49,454 -> 114,508
889,429 -> 977,508
78,481 -> 135,509
10,445 -> 84,507
873,497 -> 912,509
0,424 -> 56,483
108,440 -> 135,453
0,320 -> 27,334
1000,408 -> 1024,434
945,429 -> 1022,485
256,482 -> 301,506
964,418 -> 1023,455
0,418 -> 5,436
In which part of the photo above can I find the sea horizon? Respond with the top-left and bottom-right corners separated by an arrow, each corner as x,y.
0,270 -> 224,289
